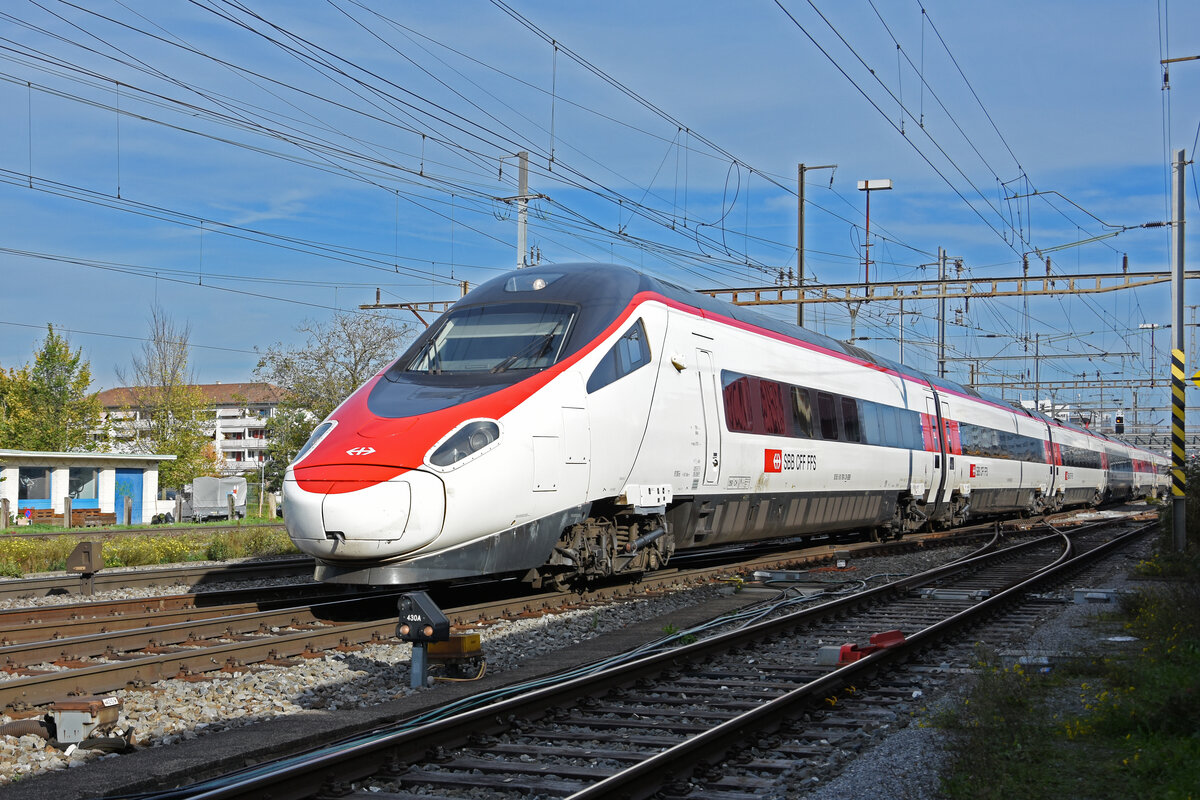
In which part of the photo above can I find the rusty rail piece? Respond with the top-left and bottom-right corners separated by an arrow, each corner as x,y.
0,582 -> 393,644
0,556 -> 315,602
163,519 -> 1148,800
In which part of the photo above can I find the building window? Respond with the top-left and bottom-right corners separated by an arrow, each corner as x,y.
231,451 -> 244,461
18,467 -> 51,501
68,468 -> 99,500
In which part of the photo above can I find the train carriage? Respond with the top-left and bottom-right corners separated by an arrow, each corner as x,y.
283,263 -> 1167,587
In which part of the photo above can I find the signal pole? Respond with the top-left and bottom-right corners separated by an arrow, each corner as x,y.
797,163 -> 836,327
857,179 -> 893,285
938,247 -> 947,379
497,151 -> 546,269
517,151 -> 529,268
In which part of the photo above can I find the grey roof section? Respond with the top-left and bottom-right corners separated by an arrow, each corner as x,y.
480,263 -> 985,401
0,449 -> 176,462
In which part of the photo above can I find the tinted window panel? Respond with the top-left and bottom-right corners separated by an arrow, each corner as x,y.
722,374 -> 754,433
841,397 -> 861,442
791,387 -> 813,438
861,401 -> 882,445
817,392 -> 838,440
406,302 -> 575,374
587,319 -> 651,393
760,380 -> 788,435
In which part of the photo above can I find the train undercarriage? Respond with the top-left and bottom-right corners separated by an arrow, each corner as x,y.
527,482 -> 1141,589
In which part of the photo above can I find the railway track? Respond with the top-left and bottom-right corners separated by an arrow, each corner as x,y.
0,556 -> 315,602
94,515 -> 1150,800
0,502 -> 1076,603
0,505 -> 1137,717
0,528 -> 991,712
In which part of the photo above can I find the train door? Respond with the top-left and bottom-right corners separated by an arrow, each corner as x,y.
925,394 -> 948,519
696,348 -> 722,486
1045,426 -> 1057,497
586,319 -> 659,500
560,372 -> 591,497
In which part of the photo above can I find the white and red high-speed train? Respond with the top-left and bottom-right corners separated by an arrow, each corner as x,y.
283,263 -> 1169,586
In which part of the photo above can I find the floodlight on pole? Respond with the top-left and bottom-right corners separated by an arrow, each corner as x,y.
857,179 -> 893,284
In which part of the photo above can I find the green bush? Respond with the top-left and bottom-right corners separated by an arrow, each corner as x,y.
940,542 -> 1200,799
0,526 -> 299,576
205,539 -> 233,561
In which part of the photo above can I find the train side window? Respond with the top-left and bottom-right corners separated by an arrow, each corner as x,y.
880,405 -> 901,447
721,372 -> 755,432
817,392 -> 839,440
858,400 -> 875,444
586,319 -> 651,393
907,410 -> 925,450
760,380 -> 788,435
883,405 -> 903,447
791,387 -> 814,438
841,397 -> 862,443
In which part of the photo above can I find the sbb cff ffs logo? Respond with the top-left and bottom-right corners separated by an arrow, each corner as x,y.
763,449 -> 817,473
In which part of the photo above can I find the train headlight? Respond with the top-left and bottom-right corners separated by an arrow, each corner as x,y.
428,420 -> 501,468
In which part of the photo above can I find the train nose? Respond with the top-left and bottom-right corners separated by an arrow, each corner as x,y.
284,466 -> 445,560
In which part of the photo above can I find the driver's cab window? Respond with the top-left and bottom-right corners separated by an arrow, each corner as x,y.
587,319 -> 651,393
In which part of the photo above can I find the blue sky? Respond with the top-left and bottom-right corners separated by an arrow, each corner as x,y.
1,0 -> 1198,432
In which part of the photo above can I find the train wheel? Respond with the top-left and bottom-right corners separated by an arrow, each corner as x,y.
544,570 -> 571,592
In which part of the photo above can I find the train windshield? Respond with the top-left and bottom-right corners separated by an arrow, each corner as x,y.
405,302 -> 577,374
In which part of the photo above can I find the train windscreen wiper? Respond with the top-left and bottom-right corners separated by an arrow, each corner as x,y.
490,330 -> 557,374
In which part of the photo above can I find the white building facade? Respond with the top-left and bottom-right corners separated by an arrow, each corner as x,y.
97,382 -> 287,477
0,449 -> 174,525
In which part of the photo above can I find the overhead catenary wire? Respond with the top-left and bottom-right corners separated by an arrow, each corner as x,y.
0,1 -> 1182,400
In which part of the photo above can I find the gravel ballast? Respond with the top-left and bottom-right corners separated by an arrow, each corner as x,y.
0,528 -> 1153,799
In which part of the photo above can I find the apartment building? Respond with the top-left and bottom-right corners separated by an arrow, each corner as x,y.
98,382 -> 288,475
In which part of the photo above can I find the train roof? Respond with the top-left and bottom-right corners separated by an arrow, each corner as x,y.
469,262 -> 984,396
464,264 -> 1158,456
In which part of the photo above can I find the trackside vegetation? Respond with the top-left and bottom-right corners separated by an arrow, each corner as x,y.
0,519 -> 297,577
937,470 -> 1200,800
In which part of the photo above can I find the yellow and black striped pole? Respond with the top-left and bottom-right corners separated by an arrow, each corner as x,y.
1169,148 -> 1188,550
1172,349 -> 1187,549
1172,350 -> 1186,497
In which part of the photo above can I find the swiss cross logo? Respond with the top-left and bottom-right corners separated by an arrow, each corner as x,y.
969,464 -> 976,478
346,447 -> 376,456
765,449 -> 783,473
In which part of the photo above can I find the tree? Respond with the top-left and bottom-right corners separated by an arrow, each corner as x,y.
255,310 -> 414,471
116,307 -> 219,488
0,325 -> 103,451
